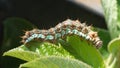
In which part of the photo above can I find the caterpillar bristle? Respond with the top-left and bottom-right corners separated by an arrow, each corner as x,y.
88,31 -> 98,39
41,30 -> 48,35
21,19 -> 103,48
20,40 -> 25,43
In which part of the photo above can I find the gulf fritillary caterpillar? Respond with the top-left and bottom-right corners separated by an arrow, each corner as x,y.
21,19 -> 102,48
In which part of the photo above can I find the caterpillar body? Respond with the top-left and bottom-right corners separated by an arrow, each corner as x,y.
21,19 -> 102,48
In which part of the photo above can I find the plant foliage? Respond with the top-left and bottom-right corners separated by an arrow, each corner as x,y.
2,0 -> 120,68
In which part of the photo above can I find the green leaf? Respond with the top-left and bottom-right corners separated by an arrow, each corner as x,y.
95,28 -> 111,50
108,37 -> 120,53
19,56 -> 92,68
106,37 -> 120,68
25,41 -> 74,58
102,0 -> 120,39
3,45 -> 40,61
95,28 -> 111,59
1,17 -> 36,52
59,35 -> 105,68
3,41 -> 73,61
1,17 -> 36,68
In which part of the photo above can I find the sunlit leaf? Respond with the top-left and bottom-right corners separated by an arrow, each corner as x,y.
20,56 -> 92,68
107,37 -> 120,68
102,0 -> 120,39
59,35 -> 105,68
3,41 -> 73,61
3,45 -> 40,61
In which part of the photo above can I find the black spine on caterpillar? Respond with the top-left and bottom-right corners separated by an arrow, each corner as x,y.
21,19 -> 102,48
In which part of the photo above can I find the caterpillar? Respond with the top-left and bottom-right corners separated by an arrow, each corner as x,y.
21,19 -> 102,48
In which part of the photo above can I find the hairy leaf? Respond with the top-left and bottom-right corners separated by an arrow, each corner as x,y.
20,56 -> 92,68
102,0 -> 120,39
59,35 -> 105,68
3,41 -> 73,61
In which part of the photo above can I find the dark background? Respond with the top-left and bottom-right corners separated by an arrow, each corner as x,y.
0,0 -> 106,43
0,0 -> 106,68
